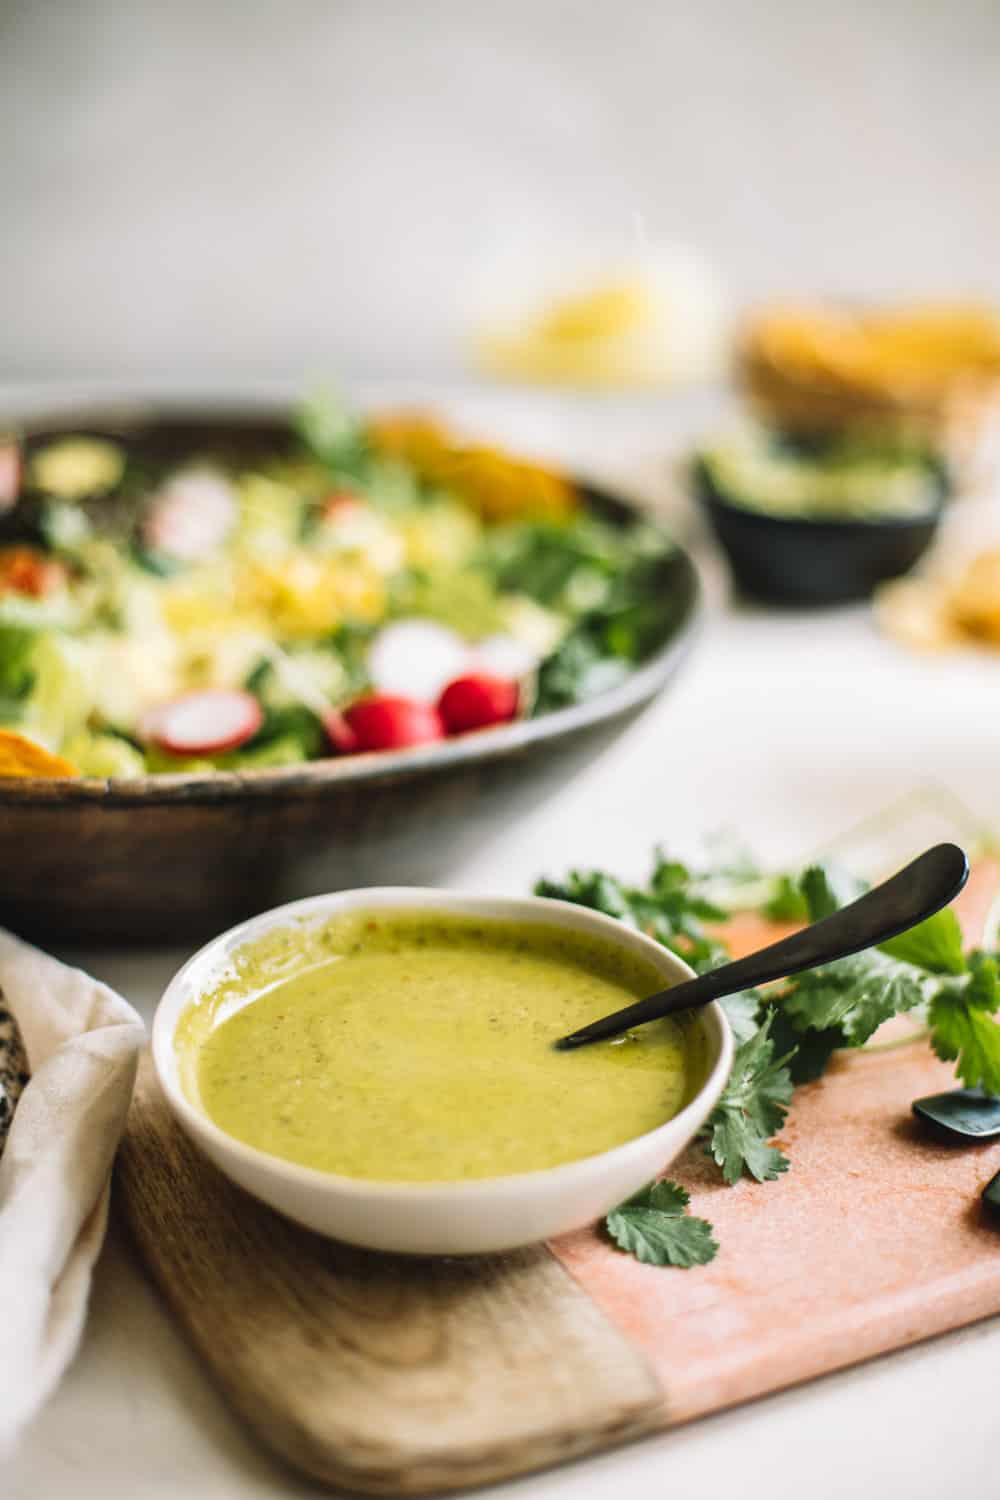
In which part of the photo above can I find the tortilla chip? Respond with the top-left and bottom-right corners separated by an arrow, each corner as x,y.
878,545 -> 1000,652
876,577 -> 961,650
0,730 -> 79,779
950,549 -> 1000,643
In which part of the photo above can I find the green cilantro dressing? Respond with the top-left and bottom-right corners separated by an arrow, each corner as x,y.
181,910 -> 701,1183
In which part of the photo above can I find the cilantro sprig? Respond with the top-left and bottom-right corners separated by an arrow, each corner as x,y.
928,952 -> 1000,1090
780,867 -> 1000,1094
704,1011 -> 794,1184
538,844 -> 1000,1268
536,851 -> 730,974
605,1180 -> 718,1267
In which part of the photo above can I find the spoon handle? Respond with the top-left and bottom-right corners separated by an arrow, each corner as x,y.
556,842 -> 969,1050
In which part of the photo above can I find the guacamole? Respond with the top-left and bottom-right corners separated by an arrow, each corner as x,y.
696,427 -> 944,521
181,910 -> 699,1183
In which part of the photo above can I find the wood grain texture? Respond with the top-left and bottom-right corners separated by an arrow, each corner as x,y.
115,1057 -> 663,1495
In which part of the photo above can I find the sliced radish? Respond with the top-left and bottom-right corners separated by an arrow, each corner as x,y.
143,468 -> 237,561
343,695 -> 445,752
0,441 -> 21,512
367,620 -> 470,703
469,633 -> 539,681
142,689 -> 263,756
437,674 -> 519,735
321,706 -> 358,754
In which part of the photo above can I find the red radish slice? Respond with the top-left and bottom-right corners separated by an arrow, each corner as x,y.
142,690 -> 263,756
321,707 -> 358,754
143,469 -> 236,560
367,620 -> 470,703
0,442 -> 21,512
343,695 -> 444,753
437,674 -> 519,735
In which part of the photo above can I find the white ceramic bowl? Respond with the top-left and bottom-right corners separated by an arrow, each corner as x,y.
152,887 -> 733,1255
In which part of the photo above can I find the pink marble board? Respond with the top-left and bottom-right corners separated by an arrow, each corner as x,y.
550,860 -> 1000,1426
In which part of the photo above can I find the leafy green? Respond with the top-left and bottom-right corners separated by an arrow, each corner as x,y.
533,629 -> 631,711
61,730 -> 146,778
781,951 -> 926,1046
763,874 -> 810,922
535,850 -> 728,973
719,990 -> 764,1047
242,645 -> 353,760
130,543 -> 185,578
879,906 -> 967,975
478,519 -> 673,714
295,390 -> 369,483
251,704 -> 325,759
702,1011 -> 794,1184
800,863 -> 867,921
19,633 -> 94,749
929,952 -> 1000,1093
145,731 -> 319,775
777,865 -> 966,1049
768,1009 -> 846,1084
605,1180 -> 718,1268
483,519 -> 628,609
0,624 -> 37,720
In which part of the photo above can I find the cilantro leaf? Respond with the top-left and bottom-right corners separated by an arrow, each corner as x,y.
879,906 -> 967,976
535,870 -> 634,921
768,1007 -> 845,1083
702,1011 -> 794,1184
781,951 -> 926,1046
764,874 -> 809,922
800,863 -> 867,921
535,849 -> 729,973
605,1180 -> 718,1267
534,631 -> 630,711
295,389 -> 369,481
929,952 -> 1000,1093
720,989 -> 763,1047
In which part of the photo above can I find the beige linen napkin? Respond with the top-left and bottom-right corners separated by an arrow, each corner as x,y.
0,928 -> 144,1452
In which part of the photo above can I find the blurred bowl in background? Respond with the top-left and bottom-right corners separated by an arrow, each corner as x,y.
693,454 -> 944,606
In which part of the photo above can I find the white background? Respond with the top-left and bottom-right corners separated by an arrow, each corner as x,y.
4,0 -> 1000,382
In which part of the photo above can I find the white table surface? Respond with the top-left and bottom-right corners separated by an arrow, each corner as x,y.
6,384 -> 1000,1499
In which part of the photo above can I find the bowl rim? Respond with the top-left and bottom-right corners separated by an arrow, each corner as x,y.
0,402 -> 702,806
152,885 -> 734,1201
690,453 -> 948,535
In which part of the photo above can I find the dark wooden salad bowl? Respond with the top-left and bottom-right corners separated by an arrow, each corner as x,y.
0,408 -> 701,945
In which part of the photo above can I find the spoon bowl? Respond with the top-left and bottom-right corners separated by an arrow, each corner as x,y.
152,887 -> 733,1256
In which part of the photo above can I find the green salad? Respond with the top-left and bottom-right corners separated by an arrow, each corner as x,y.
695,426 -> 946,521
0,396 -> 674,778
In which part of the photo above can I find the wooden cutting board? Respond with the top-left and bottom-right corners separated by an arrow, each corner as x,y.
114,866 -> 1000,1496
115,1056 -> 663,1495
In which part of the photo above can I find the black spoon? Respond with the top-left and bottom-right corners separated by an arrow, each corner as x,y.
555,842 -> 970,1050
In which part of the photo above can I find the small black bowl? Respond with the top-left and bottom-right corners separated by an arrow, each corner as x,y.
692,456 -> 946,606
